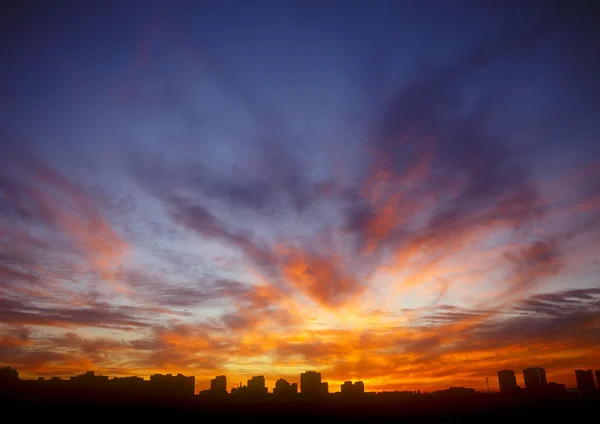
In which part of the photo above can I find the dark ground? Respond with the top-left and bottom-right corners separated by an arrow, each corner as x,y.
1,390 -> 598,423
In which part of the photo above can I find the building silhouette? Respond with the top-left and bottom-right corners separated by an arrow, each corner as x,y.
432,387 -> 477,398
341,381 -> 365,396
3,363 -> 599,414
68,370 -> 110,394
341,381 -> 352,393
71,370 -> 109,383
355,381 -> 364,394
575,370 -> 596,395
230,382 -> 246,395
546,382 -> 566,393
273,378 -> 297,396
447,387 -> 476,395
247,375 -> 267,395
300,371 -> 322,396
0,367 -> 19,385
211,375 -> 227,393
497,369 -> 518,393
596,371 -> 600,390
523,367 -> 547,389
149,373 -> 195,396
1,369 -> 194,398
2,363 -> 600,423
112,376 -> 147,396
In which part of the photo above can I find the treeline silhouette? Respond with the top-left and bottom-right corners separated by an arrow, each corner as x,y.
1,366 -> 598,422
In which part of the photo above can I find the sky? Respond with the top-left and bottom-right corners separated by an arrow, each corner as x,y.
1,0 -> 600,393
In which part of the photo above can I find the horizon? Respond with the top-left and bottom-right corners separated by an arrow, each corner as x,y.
1,0 -> 600,397
4,364 -> 596,394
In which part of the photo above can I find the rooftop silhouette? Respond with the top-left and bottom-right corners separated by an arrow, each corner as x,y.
497,369 -> 519,393
273,378 -> 298,396
1,364 -> 598,422
575,369 -> 597,395
523,367 -> 548,389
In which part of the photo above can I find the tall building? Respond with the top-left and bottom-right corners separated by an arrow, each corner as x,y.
247,375 -> 267,394
575,370 -> 596,395
595,371 -> 600,390
273,378 -> 297,396
341,381 -> 353,394
300,371 -> 322,396
210,375 -> 227,393
341,381 -> 365,396
355,381 -> 365,394
522,367 -> 547,389
497,369 -> 518,393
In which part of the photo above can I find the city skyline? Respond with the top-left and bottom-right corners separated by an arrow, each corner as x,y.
3,365 -> 598,422
2,365 -> 598,394
1,1 -> 600,394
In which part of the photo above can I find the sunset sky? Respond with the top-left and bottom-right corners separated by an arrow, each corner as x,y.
1,1 -> 599,393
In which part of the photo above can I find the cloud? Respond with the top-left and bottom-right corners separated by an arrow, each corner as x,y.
145,186 -> 284,282
503,240 -> 563,294
129,157 -> 369,309
125,324 -> 233,373
0,149 -> 129,299
0,298 -> 151,329
202,139 -> 316,214
325,28 -> 565,308
121,267 -> 252,309
0,325 -> 31,348
281,248 -> 365,307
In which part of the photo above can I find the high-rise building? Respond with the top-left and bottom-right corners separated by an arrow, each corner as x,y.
341,381 -> 353,394
575,370 -> 596,395
273,378 -> 297,396
341,381 -> 365,396
300,371 -> 322,396
522,367 -> 547,389
497,369 -> 518,393
210,375 -> 227,393
595,371 -> 600,390
355,381 -> 365,394
247,375 -> 267,394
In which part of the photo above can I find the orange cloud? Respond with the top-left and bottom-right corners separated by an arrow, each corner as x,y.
280,248 -> 365,308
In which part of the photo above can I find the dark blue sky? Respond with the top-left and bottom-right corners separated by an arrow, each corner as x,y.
1,0 -> 599,391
